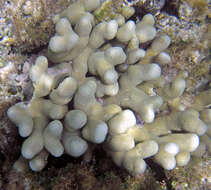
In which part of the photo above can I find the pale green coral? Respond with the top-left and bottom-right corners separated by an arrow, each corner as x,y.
7,0 -> 211,177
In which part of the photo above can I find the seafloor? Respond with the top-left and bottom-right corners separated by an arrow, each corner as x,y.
0,0 -> 210,190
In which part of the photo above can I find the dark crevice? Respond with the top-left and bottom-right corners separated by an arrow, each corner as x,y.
85,71 -> 94,78
68,97 -> 74,110
45,154 -> 83,170
146,158 -> 173,190
0,152 -> 5,162
158,130 -> 190,137
92,146 -> 125,179
161,0 -> 180,18
205,15 -> 211,23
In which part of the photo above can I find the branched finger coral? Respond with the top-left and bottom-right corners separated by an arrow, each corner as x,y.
7,0 -> 211,176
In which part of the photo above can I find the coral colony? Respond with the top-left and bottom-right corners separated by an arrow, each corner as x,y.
7,0 -> 211,175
